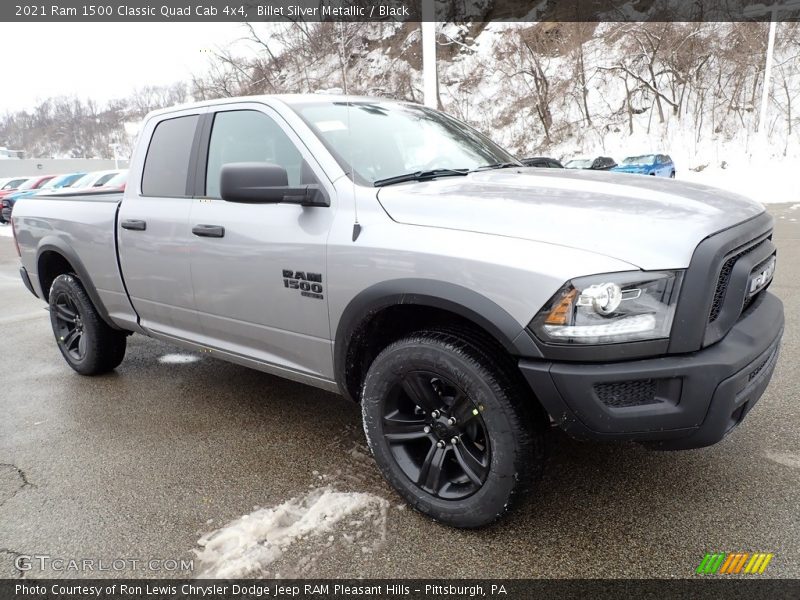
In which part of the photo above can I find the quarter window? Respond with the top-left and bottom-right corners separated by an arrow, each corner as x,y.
141,115 -> 199,197
205,110 -> 310,198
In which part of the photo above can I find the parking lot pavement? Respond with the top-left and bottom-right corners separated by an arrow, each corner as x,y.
0,204 -> 799,580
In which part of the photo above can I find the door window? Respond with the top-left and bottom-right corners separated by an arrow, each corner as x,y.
205,110 -> 312,198
141,114 -> 199,197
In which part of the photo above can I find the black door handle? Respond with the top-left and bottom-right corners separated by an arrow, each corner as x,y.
192,224 -> 225,238
121,219 -> 146,231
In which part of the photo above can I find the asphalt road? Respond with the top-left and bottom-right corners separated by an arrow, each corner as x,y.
1,204 -> 799,580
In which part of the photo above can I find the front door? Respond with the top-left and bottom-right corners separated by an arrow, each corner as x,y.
188,105 -> 336,379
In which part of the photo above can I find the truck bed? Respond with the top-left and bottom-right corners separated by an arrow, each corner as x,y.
13,190 -> 138,330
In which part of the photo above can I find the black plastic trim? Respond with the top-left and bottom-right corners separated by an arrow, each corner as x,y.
669,211 -> 773,353
190,112 -> 213,198
19,266 -> 37,298
334,279 -> 542,399
519,292 -> 784,448
35,240 -> 121,330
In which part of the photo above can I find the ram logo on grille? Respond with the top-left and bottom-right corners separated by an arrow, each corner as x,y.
749,255 -> 776,295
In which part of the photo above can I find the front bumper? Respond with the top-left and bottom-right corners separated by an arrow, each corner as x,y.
519,292 -> 783,450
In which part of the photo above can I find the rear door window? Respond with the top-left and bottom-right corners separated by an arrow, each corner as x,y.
141,115 -> 199,197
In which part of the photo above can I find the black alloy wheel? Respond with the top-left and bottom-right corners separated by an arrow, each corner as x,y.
52,291 -> 87,361
382,370 -> 490,500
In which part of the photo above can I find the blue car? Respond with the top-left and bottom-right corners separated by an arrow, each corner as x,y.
611,154 -> 676,178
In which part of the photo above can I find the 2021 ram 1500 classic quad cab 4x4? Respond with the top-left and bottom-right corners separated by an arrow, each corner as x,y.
11,96 -> 783,527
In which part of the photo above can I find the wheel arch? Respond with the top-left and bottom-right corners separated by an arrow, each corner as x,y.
333,279 -> 542,402
36,238 -> 120,330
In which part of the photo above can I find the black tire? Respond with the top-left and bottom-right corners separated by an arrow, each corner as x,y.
49,274 -> 127,375
361,330 -> 545,528
670,171 -> 676,178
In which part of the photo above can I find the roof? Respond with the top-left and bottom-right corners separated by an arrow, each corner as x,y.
144,94 -> 411,120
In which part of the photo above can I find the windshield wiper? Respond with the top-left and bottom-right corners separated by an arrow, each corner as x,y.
474,162 -> 522,171
373,168 -> 470,187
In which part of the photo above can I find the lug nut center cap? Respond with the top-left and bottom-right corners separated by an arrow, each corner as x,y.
431,416 -> 458,440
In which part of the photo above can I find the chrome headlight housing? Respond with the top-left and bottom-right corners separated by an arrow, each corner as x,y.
530,271 -> 683,345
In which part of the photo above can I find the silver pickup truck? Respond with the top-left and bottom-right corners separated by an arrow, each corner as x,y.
11,95 -> 783,527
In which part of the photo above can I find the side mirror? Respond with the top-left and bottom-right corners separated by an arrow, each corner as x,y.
219,162 -> 329,207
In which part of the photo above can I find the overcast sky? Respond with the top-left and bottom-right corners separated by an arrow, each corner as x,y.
0,23 -> 248,113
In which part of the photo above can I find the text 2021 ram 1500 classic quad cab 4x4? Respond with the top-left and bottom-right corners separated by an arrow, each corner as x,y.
11,96 -> 783,527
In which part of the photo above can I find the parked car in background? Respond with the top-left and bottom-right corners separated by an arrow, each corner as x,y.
91,170 -> 128,193
521,157 -> 563,168
0,177 -> 32,199
2,172 -> 88,222
0,175 -> 54,223
564,156 -> 617,170
612,154 -> 676,178
36,170 -> 122,198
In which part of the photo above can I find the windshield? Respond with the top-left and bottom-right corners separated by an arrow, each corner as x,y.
1,178 -> 27,190
293,101 -> 518,185
17,177 -> 46,191
42,172 -> 86,189
565,159 -> 592,169
622,155 -> 655,165
69,173 -> 97,189
102,171 -> 128,187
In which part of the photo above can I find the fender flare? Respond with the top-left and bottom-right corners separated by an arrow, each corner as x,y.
36,237 -> 121,330
333,278 -> 542,400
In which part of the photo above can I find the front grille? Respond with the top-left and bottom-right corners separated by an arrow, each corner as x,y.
709,239 -> 766,323
594,379 -> 660,408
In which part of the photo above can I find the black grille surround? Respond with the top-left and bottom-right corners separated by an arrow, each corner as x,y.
668,212 -> 776,355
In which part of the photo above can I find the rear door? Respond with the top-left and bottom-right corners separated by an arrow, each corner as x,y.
187,103 -> 336,379
118,109 -> 206,339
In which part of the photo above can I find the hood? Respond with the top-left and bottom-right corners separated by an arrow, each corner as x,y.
376,168 -> 764,270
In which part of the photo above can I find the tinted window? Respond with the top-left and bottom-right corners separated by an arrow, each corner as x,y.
141,115 -> 199,197
205,110 -> 308,198
93,173 -> 117,187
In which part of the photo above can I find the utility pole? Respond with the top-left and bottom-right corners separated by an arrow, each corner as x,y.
742,2 -> 800,147
757,9 -> 777,138
421,1 -> 437,109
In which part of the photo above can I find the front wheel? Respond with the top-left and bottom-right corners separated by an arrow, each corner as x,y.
49,274 -> 127,375
361,330 -> 545,527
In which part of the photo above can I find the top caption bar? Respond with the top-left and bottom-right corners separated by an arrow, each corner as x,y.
3,0 -> 800,22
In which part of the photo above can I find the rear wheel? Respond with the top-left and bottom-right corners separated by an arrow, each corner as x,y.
361,330 -> 545,527
49,274 -> 127,375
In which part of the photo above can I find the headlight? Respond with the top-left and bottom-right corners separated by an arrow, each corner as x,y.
530,271 -> 683,344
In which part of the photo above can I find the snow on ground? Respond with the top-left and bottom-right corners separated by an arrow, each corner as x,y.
680,161 -> 799,205
0,224 -> 12,237
195,487 -> 389,578
158,353 -> 200,364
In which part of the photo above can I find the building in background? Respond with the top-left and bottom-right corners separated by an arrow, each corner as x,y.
0,147 -> 23,159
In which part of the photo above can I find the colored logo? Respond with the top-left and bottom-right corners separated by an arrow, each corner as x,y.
696,552 -> 774,575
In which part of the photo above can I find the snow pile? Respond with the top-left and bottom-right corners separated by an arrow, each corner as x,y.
158,353 -> 200,364
195,487 -> 388,578
0,224 -> 12,238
